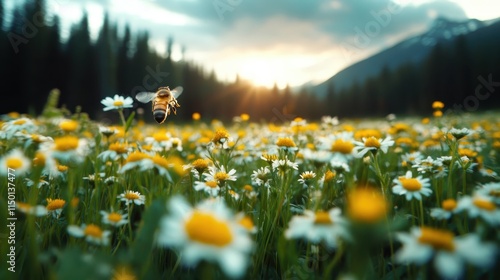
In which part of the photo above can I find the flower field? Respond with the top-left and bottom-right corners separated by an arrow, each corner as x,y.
1,95 -> 500,280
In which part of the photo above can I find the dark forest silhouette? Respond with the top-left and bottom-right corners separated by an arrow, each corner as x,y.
1,0 -> 499,122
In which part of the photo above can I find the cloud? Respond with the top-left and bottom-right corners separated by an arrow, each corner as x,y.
42,0 -> 477,87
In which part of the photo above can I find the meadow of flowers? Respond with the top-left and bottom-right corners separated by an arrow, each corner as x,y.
1,94 -> 500,280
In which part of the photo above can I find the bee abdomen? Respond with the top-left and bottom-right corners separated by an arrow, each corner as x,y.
153,110 -> 166,123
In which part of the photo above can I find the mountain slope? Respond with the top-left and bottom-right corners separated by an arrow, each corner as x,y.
313,17 -> 497,97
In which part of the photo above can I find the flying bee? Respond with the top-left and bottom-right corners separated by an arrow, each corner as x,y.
135,86 -> 183,124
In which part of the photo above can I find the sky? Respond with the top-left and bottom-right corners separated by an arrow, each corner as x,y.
6,0 -> 500,88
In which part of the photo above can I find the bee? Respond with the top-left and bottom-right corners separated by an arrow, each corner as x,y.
135,86 -> 183,123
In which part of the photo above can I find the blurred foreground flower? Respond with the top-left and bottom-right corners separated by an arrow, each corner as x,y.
0,149 -> 31,176
347,187 -> 388,223
396,227 -> 496,279
157,196 -> 253,278
67,223 -> 111,246
285,208 -> 350,248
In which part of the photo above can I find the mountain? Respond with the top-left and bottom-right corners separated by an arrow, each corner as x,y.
313,17 -> 498,97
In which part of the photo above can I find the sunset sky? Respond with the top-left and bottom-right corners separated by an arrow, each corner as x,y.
4,0 -> 500,88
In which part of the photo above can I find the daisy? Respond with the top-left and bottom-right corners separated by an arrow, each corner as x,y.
251,166 -> 271,187
157,196 -> 254,278
211,128 -> 232,149
272,157 -> 299,173
118,151 -> 153,173
321,115 -> 339,126
298,171 -> 316,187
67,223 -> 111,246
203,165 -> 237,184
330,160 -> 350,173
396,227 -> 496,279
183,158 -> 211,180
412,156 -> 442,174
98,142 -> 130,161
392,171 -> 432,201
16,202 -> 48,217
101,94 -> 134,111
430,199 -> 458,220
401,151 -> 423,166
0,149 -> 31,176
118,190 -> 146,206
40,135 -> 89,163
242,185 -> 257,199
276,137 -> 299,153
100,210 -> 128,227
352,136 -> 394,157
139,154 -> 173,181
46,198 -> 66,218
194,180 -> 221,196
285,208 -> 350,248
1,117 -> 37,138
449,127 -> 471,140
456,194 -> 500,226
476,182 -> 500,203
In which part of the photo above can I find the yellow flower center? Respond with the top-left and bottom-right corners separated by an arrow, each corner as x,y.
276,137 -> 296,148
301,172 -> 315,180
214,171 -> 230,181
489,190 -> 500,197
16,202 -> 31,211
238,216 -> 254,231
192,112 -> 201,120
348,188 -> 387,223
324,170 -> 336,182
432,101 -> 445,110
59,120 -> 78,132
57,165 -> 68,172
113,100 -> 124,107
153,131 -> 169,142
46,199 -> 66,211
212,128 -> 230,143
205,181 -> 218,188
364,137 -> 381,148
152,155 -> 169,169
314,211 -> 332,224
399,177 -> 422,191
13,119 -> 26,125
331,139 -> 354,154
109,142 -> 128,153
54,136 -> 79,151
125,151 -> 150,163
243,185 -> 253,192
458,148 -> 477,158
192,159 -> 209,170
33,152 -> 46,167
473,198 -> 496,211
441,199 -> 457,211
262,154 -> 278,162
84,224 -> 103,238
418,227 -> 455,251
125,192 -> 140,200
185,211 -> 233,246
240,113 -> 250,121
6,158 -> 23,169
433,110 -> 443,117
108,212 -> 123,223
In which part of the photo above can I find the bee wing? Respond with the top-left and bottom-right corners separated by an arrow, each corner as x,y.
170,86 -> 183,99
135,92 -> 156,103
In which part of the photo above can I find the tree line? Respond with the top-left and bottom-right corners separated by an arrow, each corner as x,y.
1,0 -> 499,123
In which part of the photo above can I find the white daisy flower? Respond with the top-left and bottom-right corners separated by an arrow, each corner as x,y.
401,151 -> 423,165
430,199 -> 458,220
100,210 -> 128,227
157,196 -> 254,278
285,208 -> 350,248
321,115 -> 339,126
0,149 -> 31,176
251,166 -> 271,187
40,135 -> 89,163
67,223 -> 111,246
392,171 -> 432,201
353,136 -> 394,158
412,156 -> 442,174
330,160 -> 350,173
16,202 -> 48,217
203,165 -> 237,184
396,227 -> 496,279
476,182 -> 500,203
298,171 -> 316,187
118,190 -> 146,206
272,157 -> 299,173
1,117 -> 37,138
101,94 -> 134,111
456,194 -> 500,226
194,180 -> 221,196
449,127 -> 471,140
